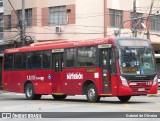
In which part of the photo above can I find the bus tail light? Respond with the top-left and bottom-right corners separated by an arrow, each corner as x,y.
120,76 -> 129,86
153,75 -> 158,86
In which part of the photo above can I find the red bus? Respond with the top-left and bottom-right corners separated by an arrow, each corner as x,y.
2,37 -> 158,102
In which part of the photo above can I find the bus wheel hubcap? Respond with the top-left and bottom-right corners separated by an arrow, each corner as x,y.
88,88 -> 95,99
27,88 -> 32,97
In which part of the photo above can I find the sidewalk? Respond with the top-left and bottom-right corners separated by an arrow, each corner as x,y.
0,90 -> 3,94
148,90 -> 160,97
0,90 -> 9,94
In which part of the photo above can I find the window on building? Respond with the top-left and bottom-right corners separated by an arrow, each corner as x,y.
49,6 -> 67,25
0,13 -> 3,32
150,16 -> 160,31
25,9 -> 32,26
0,32 -> 3,40
77,46 -> 96,67
17,10 -> 22,23
131,12 -> 143,29
6,15 -> 11,29
0,1 -> 3,7
17,8 -> 32,26
109,9 -> 123,28
66,48 -> 76,67
42,50 -> 51,69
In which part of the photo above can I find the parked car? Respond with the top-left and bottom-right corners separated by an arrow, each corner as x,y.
158,78 -> 160,87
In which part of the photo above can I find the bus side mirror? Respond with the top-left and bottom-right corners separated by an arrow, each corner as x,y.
116,49 -> 119,59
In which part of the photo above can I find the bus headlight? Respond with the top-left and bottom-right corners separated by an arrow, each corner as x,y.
120,76 -> 129,86
153,75 -> 158,86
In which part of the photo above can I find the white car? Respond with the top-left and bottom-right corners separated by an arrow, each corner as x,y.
158,78 -> 160,87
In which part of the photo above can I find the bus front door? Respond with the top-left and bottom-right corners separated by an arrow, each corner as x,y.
53,52 -> 63,92
99,48 -> 112,93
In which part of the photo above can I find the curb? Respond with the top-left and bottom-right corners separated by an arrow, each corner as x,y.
147,91 -> 160,97
147,94 -> 160,97
0,90 -> 8,94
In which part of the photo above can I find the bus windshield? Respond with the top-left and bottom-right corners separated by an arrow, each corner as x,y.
120,47 -> 156,75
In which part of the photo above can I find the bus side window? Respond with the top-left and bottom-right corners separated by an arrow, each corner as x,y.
27,51 -> 42,69
32,51 -> 42,69
66,48 -> 76,67
43,50 -> 51,69
22,53 -> 27,69
27,52 -> 32,69
4,54 -> 13,70
77,46 -> 96,67
14,53 -> 22,70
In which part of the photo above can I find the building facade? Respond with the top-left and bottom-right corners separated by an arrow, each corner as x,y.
3,0 -> 160,50
0,0 -> 14,88
0,0 -> 3,89
0,0 -> 3,42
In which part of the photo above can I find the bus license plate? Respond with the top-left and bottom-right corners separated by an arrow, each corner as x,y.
138,88 -> 145,91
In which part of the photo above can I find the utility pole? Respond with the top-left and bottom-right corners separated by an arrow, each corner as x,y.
132,0 -> 137,37
146,0 -> 154,40
21,0 -> 25,46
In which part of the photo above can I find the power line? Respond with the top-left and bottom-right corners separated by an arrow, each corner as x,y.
4,29 -> 133,36
7,0 -> 21,21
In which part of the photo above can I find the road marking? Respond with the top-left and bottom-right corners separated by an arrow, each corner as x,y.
4,107 -> 17,110
123,103 -> 133,110
16,94 -> 25,96
1,94 -> 160,112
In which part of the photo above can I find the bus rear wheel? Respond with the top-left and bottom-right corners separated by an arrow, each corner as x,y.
25,83 -> 41,100
52,95 -> 67,100
118,96 -> 131,102
86,84 -> 100,103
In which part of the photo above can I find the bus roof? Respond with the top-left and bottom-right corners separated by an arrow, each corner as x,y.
4,37 -> 115,54
4,37 -> 151,54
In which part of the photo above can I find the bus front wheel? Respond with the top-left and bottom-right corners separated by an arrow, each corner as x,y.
86,84 -> 100,103
118,96 -> 131,102
25,83 -> 41,100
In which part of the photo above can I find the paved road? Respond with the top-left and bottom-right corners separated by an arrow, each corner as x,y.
0,91 -> 160,121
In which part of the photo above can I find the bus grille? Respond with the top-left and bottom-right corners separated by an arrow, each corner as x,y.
129,83 -> 151,94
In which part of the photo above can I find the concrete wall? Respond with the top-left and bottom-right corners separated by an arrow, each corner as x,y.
107,0 -> 160,13
75,0 -> 104,39
36,0 -> 104,40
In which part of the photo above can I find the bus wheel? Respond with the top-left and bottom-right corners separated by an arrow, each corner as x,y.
25,83 -> 41,100
86,84 -> 100,103
52,95 -> 67,100
118,96 -> 131,103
